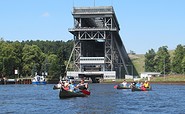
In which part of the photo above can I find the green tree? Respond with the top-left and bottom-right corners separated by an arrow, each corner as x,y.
46,54 -> 61,80
0,39 -> 74,80
57,40 -> 73,77
171,44 -> 185,74
22,44 -> 46,76
11,41 -> 23,77
155,46 -> 171,74
182,56 -> 185,74
145,49 -> 156,72
0,42 -> 19,78
182,55 -> 185,74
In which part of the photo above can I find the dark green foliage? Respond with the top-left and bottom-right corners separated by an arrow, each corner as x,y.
0,42 -> 20,76
145,49 -> 156,72
22,44 -> 46,76
0,39 -> 73,79
182,56 -> 185,74
1,38 -> 184,79
155,46 -> 171,74
171,44 -> 185,74
144,45 -> 185,75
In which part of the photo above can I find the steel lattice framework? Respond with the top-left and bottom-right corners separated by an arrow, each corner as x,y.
68,6 -> 133,79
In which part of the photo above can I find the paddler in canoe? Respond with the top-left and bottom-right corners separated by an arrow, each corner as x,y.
75,79 -> 90,95
143,80 -> 150,88
59,79 -> 90,98
66,79 -> 89,92
131,80 -> 152,91
76,79 -> 88,90
114,80 -> 131,89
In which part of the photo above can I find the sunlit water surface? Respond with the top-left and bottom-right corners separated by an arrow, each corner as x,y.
0,84 -> 185,114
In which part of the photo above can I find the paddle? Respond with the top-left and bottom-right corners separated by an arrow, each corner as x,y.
114,85 -> 118,89
81,90 -> 90,95
141,86 -> 146,91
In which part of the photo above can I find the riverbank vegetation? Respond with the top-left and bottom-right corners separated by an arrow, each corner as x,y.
130,45 -> 185,76
145,45 -> 185,75
103,74 -> 185,84
0,38 -> 184,82
0,38 -> 73,80
150,75 -> 185,83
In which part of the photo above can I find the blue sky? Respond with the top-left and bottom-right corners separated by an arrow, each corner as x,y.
0,0 -> 184,54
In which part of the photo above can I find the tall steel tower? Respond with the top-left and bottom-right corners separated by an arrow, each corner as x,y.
67,6 -> 134,82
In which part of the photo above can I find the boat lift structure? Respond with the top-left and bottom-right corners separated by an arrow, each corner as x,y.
66,6 -> 135,82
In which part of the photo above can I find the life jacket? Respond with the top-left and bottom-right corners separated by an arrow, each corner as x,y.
143,82 -> 149,88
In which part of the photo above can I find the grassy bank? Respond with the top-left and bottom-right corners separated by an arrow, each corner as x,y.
102,75 -> 185,84
128,54 -> 145,74
149,75 -> 185,84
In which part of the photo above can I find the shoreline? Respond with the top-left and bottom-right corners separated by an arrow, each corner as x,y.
101,75 -> 185,85
150,81 -> 185,85
100,80 -> 185,85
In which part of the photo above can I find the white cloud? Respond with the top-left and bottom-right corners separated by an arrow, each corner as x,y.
41,12 -> 50,17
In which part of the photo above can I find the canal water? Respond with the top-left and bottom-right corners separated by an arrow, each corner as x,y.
0,83 -> 185,114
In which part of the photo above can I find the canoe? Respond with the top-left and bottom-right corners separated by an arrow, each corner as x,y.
59,88 -> 90,99
117,86 -> 131,89
114,84 -> 131,89
131,86 -> 152,92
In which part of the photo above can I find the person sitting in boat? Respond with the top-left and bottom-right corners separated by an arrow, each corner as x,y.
69,80 -> 77,92
140,82 -> 144,87
140,82 -> 146,90
121,80 -> 128,87
63,80 -> 70,90
130,81 -> 137,88
143,80 -> 150,88
77,79 -> 88,90
135,81 -> 141,88
56,81 -> 62,88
